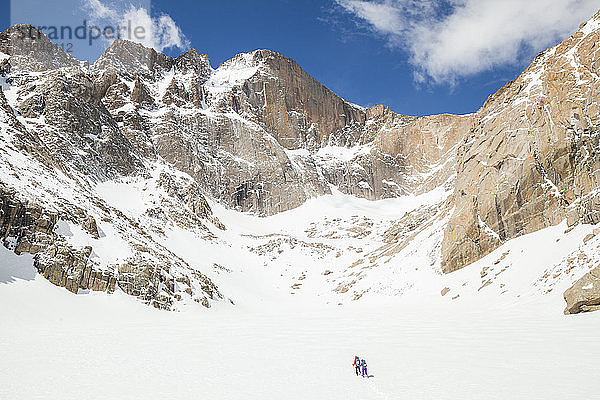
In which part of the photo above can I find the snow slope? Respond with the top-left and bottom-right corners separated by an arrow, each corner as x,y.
198,183 -> 599,311
1,245 -> 600,400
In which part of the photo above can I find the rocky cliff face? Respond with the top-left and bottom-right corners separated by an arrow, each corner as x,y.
441,12 -> 600,274
84,38 -> 462,215
214,50 -> 367,150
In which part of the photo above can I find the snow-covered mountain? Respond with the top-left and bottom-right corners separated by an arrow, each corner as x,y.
2,11 -> 600,315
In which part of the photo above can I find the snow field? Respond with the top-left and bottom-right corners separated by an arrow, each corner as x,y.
1,263 -> 600,400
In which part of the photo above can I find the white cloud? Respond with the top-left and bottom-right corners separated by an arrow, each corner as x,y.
336,0 -> 600,85
83,0 -> 190,52
340,1 -> 404,34
85,0 -> 115,19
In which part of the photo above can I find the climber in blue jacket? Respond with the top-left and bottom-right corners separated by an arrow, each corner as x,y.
361,359 -> 368,378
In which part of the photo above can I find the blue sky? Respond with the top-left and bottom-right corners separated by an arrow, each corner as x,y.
2,0 -> 598,116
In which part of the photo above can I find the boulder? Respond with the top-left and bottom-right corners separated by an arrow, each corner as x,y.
564,267 -> 600,314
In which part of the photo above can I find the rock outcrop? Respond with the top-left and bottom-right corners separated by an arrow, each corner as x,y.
0,184 -> 114,296
0,184 -> 57,255
564,266 -> 600,314
0,182 -> 221,309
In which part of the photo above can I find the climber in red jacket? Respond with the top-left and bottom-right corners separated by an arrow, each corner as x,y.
353,356 -> 361,376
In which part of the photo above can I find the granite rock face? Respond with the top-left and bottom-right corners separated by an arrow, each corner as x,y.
0,24 -> 80,73
86,40 -> 469,215
217,50 -> 367,150
441,13 -> 600,273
